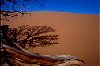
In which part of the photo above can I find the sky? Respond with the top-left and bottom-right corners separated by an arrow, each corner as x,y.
33,0 -> 99,14
1,0 -> 99,14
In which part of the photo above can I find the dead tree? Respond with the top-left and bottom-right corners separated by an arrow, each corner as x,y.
1,25 -> 58,66
6,25 -> 58,49
0,25 -> 86,66
2,44 -> 86,66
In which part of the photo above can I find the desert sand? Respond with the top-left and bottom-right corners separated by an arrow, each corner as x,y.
1,12 -> 99,66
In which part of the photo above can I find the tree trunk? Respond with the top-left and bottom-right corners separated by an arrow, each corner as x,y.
2,44 -> 64,65
2,44 -> 85,66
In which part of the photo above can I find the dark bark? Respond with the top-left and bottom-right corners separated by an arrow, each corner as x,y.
2,44 -> 86,66
1,51 -> 14,66
2,44 -> 64,65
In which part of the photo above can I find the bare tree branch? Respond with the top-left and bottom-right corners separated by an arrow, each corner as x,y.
2,44 -> 85,66
2,44 -> 64,65
0,0 -> 45,21
7,25 -> 58,48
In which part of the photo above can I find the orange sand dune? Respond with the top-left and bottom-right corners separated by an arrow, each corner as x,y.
2,12 -> 99,66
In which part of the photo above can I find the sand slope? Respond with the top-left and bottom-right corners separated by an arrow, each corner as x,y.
2,12 -> 99,66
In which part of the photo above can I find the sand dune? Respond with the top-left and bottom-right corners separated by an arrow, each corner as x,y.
2,12 -> 99,66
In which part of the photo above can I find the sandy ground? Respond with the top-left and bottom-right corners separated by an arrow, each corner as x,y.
1,12 -> 99,66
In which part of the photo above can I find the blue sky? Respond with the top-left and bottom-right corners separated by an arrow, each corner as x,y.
1,0 -> 99,14
43,0 -> 99,14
